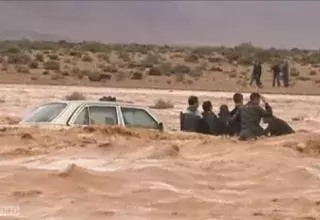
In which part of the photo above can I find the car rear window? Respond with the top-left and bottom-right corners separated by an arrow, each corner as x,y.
22,103 -> 67,123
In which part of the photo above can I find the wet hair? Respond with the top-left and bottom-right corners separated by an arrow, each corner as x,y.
99,96 -> 116,102
233,93 -> 243,104
219,104 -> 229,113
202,101 -> 212,112
188,96 -> 199,106
249,92 -> 261,101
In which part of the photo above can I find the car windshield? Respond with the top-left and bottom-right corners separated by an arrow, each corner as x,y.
22,103 -> 67,123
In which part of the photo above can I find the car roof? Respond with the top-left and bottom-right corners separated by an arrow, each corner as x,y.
44,100 -> 147,109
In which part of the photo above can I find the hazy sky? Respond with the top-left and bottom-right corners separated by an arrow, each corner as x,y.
0,1 -> 319,49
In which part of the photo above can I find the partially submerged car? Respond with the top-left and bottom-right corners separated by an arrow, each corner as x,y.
20,100 -> 165,131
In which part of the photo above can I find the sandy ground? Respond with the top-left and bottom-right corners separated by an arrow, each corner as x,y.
0,84 -> 320,220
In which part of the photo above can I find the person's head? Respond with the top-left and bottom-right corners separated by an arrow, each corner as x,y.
188,95 -> 199,108
249,92 -> 261,105
233,93 -> 243,106
263,115 -> 274,124
202,101 -> 212,112
219,104 -> 229,114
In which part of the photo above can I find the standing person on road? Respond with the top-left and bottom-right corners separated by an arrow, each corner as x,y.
249,61 -> 262,87
271,63 -> 281,87
281,60 -> 290,87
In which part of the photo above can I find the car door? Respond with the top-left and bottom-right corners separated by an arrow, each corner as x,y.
120,107 -> 159,130
71,104 -> 119,126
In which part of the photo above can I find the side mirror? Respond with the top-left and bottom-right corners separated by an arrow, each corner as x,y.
158,122 -> 164,132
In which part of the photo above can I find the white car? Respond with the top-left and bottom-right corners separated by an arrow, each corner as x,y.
20,100 -> 165,131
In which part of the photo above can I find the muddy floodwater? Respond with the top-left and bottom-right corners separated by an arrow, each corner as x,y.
0,84 -> 320,220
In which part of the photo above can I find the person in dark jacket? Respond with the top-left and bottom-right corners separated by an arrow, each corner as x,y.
263,115 -> 295,136
228,93 -> 273,140
229,93 -> 243,136
271,63 -> 281,87
180,95 -> 202,132
197,101 -> 219,135
249,61 -> 262,87
217,104 -> 231,135
281,60 -> 289,87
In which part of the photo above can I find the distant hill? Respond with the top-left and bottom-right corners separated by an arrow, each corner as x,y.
0,30 -> 73,42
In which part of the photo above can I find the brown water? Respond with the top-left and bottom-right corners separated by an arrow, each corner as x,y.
0,84 -> 320,220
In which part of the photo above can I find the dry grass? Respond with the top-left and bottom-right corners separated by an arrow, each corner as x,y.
150,99 -> 174,109
65,92 -> 86,100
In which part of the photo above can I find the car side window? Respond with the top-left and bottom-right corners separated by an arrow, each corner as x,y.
74,107 -> 89,125
121,107 -> 158,129
89,106 -> 118,125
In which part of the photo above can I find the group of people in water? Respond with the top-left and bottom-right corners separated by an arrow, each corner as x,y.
180,92 -> 294,140
250,60 -> 290,88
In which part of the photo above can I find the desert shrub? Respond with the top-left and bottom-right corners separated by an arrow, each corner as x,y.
28,61 -> 39,69
166,79 -> 171,84
116,72 -> 126,81
172,65 -> 191,74
229,72 -> 237,78
314,79 -> 320,84
312,63 -> 320,68
102,65 -> 117,73
82,54 -> 93,62
184,53 -> 199,63
64,59 -> 72,64
117,52 -> 130,62
97,53 -> 110,62
44,61 -> 60,71
42,70 -> 50,75
210,66 -> 223,72
7,53 -> 31,64
48,54 -> 59,61
35,53 -> 44,62
65,92 -> 86,100
309,70 -> 317,76
175,74 -> 185,83
142,54 -> 160,67
3,46 -> 20,54
131,71 -> 143,80
88,72 -> 111,82
79,42 -> 109,53
1,64 -> 8,71
69,50 -> 81,57
30,76 -> 38,81
297,76 -> 311,81
192,47 -> 215,56
237,55 -> 254,66
148,67 -> 162,76
16,65 -> 30,74
158,63 -> 172,76
208,57 -> 223,63
186,79 -> 193,84
71,67 -> 80,74
290,67 -> 300,77
61,71 -> 69,76
150,99 -> 174,109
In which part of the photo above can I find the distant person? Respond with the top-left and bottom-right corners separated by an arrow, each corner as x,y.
249,61 -> 262,87
263,115 -> 295,136
229,93 -> 244,136
180,95 -> 202,132
281,60 -> 290,87
198,101 -> 219,135
228,93 -> 273,140
217,104 -> 231,135
271,63 -> 281,87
